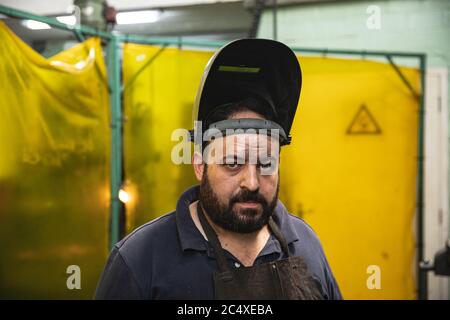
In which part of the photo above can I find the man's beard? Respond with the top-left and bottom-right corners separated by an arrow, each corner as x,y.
199,167 -> 279,233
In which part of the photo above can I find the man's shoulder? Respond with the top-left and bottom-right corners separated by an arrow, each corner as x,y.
95,211 -> 179,299
115,210 -> 178,257
284,211 -> 323,247
281,211 -> 329,268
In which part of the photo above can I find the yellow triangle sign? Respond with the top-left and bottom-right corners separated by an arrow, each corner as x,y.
346,105 -> 381,135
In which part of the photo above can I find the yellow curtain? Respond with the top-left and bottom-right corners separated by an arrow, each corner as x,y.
122,44 -> 213,230
0,22 -> 110,299
123,44 -> 420,299
281,57 -> 420,299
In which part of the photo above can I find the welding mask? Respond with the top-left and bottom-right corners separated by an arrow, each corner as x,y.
189,38 -> 301,147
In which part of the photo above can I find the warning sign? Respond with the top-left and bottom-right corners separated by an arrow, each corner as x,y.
346,104 -> 382,135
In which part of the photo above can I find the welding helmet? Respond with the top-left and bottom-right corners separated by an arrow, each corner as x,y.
190,38 -> 301,146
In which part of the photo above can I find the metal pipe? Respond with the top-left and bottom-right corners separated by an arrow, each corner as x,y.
273,0 -> 277,41
386,55 -> 420,99
419,260 -> 434,300
116,34 -> 425,59
290,47 -> 425,58
106,35 -> 122,250
417,54 -> 427,299
73,29 -> 85,42
118,34 -> 225,48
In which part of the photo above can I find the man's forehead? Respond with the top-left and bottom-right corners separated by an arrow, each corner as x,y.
206,133 -> 279,157
229,110 -> 266,120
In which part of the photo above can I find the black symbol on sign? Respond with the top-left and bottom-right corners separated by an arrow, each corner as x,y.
346,104 -> 382,135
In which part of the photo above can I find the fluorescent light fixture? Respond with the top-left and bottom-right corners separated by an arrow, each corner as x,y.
56,15 -> 76,26
116,10 -> 161,25
22,20 -> 51,30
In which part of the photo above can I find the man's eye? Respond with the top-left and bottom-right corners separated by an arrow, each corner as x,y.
226,163 -> 242,169
258,163 -> 272,169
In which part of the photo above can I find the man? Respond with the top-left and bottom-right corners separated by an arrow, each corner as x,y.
95,39 -> 342,300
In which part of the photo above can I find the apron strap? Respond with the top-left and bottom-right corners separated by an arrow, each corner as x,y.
197,203 -> 233,277
268,217 -> 291,257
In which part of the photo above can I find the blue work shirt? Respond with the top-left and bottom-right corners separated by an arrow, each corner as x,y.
94,185 -> 343,300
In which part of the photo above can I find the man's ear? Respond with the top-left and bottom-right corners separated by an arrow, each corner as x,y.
192,151 -> 205,181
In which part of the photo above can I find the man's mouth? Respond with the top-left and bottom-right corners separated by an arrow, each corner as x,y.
235,201 -> 260,209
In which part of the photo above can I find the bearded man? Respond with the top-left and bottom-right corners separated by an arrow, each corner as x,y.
95,39 -> 342,300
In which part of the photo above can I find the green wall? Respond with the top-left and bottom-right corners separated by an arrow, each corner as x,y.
259,0 -> 449,67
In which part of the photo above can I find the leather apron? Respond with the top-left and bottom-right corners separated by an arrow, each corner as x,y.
197,203 -> 324,300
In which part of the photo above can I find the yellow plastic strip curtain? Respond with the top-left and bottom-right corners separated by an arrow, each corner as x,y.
0,22 -> 110,299
122,44 -> 213,230
123,44 -> 420,299
281,57 -> 420,299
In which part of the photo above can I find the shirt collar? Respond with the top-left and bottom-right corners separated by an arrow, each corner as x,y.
175,185 -> 300,252
175,185 -> 207,252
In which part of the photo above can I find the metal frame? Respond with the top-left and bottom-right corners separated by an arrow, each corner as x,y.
0,4 -> 428,299
106,35 -> 122,253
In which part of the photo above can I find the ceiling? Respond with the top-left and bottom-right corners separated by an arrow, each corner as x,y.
0,0 -> 243,15
0,0 -> 340,44
0,0 -> 254,43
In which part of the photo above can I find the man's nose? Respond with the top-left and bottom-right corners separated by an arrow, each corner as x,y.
240,164 -> 260,192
